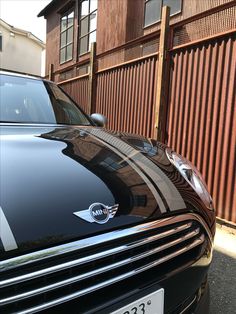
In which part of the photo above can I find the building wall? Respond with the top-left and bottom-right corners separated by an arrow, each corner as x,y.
96,0 -> 129,54
0,26 -> 43,76
45,1 -> 79,76
44,0 -> 233,77
97,0 -> 233,48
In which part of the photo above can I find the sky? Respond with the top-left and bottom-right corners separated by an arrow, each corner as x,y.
0,0 -> 51,42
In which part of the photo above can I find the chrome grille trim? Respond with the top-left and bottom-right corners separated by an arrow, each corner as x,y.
0,222 -> 192,288
0,213 -> 212,273
0,217 -> 176,272
0,228 -> 201,306
9,235 -> 205,314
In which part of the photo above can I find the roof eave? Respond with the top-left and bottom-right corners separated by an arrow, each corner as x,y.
37,0 -> 59,17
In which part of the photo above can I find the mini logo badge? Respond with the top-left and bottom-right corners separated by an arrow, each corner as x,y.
73,203 -> 119,224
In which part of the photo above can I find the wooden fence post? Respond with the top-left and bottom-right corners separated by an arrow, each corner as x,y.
154,6 -> 170,142
48,63 -> 54,81
88,42 -> 97,114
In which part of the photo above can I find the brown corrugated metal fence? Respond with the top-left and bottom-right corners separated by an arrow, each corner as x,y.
167,33 -> 236,223
96,55 -> 157,138
59,75 -> 89,114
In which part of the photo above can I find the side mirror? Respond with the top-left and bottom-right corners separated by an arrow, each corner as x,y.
90,113 -> 108,127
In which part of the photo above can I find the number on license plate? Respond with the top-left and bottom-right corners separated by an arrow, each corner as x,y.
122,301 -> 147,314
111,289 -> 164,314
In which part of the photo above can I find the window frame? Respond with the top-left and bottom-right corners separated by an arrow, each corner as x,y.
78,0 -> 97,56
143,0 -> 182,29
59,8 -> 75,64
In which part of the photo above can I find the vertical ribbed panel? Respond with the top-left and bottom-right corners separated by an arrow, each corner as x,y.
167,35 -> 236,223
60,76 -> 89,113
96,56 -> 157,138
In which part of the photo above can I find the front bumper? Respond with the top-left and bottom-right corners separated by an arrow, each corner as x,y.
44,250 -> 211,314
0,214 -> 213,313
194,281 -> 210,314
44,266 -> 210,314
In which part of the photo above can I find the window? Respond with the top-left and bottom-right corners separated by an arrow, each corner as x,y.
144,0 -> 181,27
79,0 -> 97,55
60,10 -> 74,64
0,74 -> 91,126
133,195 -> 147,207
0,34 -> 2,52
99,156 -> 126,172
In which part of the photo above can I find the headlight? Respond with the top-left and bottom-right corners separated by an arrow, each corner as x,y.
166,148 -> 213,210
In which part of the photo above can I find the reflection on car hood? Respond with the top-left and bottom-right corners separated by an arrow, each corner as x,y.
0,125 -> 206,259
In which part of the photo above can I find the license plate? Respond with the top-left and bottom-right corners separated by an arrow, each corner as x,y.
111,289 -> 164,314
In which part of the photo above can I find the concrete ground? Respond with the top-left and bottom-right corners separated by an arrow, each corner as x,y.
209,225 -> 236,314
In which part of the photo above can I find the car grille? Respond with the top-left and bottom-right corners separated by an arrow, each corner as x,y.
0,214 -> 210,314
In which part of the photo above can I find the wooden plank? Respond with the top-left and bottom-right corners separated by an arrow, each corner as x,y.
88,42 -> 97,114
154,6 -> 170,142
48,63 -> 54,81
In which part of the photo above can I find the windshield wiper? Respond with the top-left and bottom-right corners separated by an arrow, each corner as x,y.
60,123 -> 91,126
0,121 -> 23,123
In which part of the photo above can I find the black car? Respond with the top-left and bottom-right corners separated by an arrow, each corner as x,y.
0,71 -> 215,314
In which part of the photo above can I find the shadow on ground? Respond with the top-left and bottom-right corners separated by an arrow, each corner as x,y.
209,248 -> 236,314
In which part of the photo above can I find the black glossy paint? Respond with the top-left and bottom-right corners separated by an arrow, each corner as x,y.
0,123 -> 215,259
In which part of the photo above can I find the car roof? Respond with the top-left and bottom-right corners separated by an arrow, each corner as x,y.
0,70 -> 44,82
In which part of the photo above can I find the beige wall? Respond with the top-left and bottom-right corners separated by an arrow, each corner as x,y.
0,26 -> 44,76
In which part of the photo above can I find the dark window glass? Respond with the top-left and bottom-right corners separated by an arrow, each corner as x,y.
144,0 -> 181,27
60,31 -> 66,47
60,10 -> 74,63
67,27 -> 73,44
0,74 -> 91,125
67,44 -> 73,60
61,16 -> 67,31
81,17 -> 89,36
133,195 -> 147,207
60,47 -> 66,63
79,0 -> 97,55
90,12 -> 97,32
163,0 -> 182,15
0,34 -> 2,52
80,36 -> 88,55
68,11 -> 74,27
145,0 -> 161,26
99,156 -> 126,172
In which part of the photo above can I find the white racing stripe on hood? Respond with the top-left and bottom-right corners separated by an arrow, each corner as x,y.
89,129 -> 186,211
131,152 -> 186,211
87,130 -> 166,213
0,206 -> 18,251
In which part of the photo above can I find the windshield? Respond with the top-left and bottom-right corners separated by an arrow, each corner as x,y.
0,74 -> 91,126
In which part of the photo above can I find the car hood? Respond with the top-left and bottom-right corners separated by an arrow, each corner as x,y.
0,125 -> 205,259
